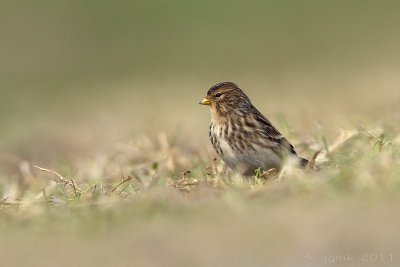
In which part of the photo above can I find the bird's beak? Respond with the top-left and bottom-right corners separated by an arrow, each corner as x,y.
199,97 -> 211,106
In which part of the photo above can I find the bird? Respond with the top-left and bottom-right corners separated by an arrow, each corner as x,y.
199,82 -> 308,176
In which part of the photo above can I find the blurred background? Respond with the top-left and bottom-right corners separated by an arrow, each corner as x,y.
1,0 -> 400,162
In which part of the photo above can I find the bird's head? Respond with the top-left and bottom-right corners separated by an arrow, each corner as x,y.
199,82 -> 252,115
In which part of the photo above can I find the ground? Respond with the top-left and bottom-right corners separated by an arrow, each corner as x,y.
1,123 -> 400,266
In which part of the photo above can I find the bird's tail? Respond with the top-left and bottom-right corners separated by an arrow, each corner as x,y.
299,157 -> 309,168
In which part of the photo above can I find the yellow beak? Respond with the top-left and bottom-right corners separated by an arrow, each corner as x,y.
199,97 -> 211,106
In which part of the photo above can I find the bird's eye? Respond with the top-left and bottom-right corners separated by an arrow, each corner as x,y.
215,93 -> 222,98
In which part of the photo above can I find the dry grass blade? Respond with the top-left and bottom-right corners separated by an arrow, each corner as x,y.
111,176 -> 133,193
130,171 -> 144,186
307,149 -> 321,170
316,129 -> 358,163
34,165 -> 83,194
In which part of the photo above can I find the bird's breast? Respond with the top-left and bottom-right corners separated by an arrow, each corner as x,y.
209,120 -> 283,175
209,122 -> 237,167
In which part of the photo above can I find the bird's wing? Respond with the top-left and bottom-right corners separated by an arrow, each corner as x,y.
250,106 -> 298,156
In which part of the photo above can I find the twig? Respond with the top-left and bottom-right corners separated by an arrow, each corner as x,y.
34,165 -> 83,193
34,165 -> 70,184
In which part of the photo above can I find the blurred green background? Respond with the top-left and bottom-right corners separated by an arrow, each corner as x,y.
1,0 -> 400,161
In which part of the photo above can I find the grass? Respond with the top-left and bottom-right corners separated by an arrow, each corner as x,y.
1,125 -> 400,266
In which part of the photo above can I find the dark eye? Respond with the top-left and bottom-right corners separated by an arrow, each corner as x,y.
215,93 -> 222,98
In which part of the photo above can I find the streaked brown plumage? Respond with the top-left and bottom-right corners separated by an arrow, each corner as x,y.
200,82 -> 308,176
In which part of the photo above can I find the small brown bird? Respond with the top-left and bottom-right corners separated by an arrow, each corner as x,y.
200,82 -> 308,176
